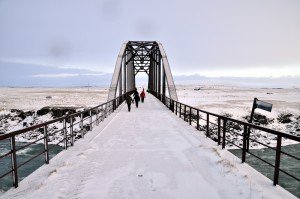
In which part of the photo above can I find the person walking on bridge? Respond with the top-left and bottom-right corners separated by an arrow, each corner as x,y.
140,88 -> 146,103
133,88 -> 140,108
125,94 -> 133,112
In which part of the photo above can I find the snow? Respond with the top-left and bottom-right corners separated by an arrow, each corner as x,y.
0,87 -> 109,144
1,85 -> 299,149
176,84 -> 300,148
0,87 -> 108,111
0,94 -> 296,199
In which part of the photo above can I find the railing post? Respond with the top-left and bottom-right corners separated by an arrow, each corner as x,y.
172,100 -> 175,112
179,103 -> 182,118
217,117 -> 221,145
206,113 -> 209,137
80,113 -> 84,138
197,110 -> 200,130
44,125 -> 49,163
106,104 -> 108,116
273,135 -> 282,185
183,105 -> 186,121
70,117 -> 74,146
89,110 -> 92,131
175,101 -> 178,115
101,105 -> 104,122
112,100 -> 115,112
96,108 -> 99,125
189,107 -> 192,125
11,136 -> 18,187
63,118 -> 67,149
222,119 -> 227,149
246,127 -> 250,152
242,125 -> 247,163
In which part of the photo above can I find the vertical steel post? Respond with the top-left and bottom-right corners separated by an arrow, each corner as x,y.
189,107 -> 192,125
175,102 -> 178,115
149,62 -> 153,92
162,60 -> 166,102
184,105 -> 187,121
44,125 -> 49,163
158,56 -> 161,95
247,98 -> 257,151
217,117 -> 221,145
179,103 -> 182,118
101,105 -> 104,122
96,108 -> 99,125
222,119 -> 227,149
123,55 -> 127,94
63,118 -> 67,149
197,110 -> 200,130
119,63 -> 123,97
70,117 -> 74,146
172,100 -> 174,112
80,113 -> 84,138
206,113 -> 209,137
89,110 -> 92,131
112,100 -> 115,112
10,136 -> 18,187
105,104 -> 108,118
242,125 -> 247,163
154,60 -> 157,93
273,135 -> 282,185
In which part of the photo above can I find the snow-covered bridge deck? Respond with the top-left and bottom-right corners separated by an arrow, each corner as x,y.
0,95 -> 295,199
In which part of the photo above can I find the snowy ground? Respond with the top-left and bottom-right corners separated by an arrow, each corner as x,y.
0,87 -> 108,110
0,94 -> 295,199
0,87 -> 108,142
176,84 -> 300,148
0,85 -> 299,147
177,84 -> 300,121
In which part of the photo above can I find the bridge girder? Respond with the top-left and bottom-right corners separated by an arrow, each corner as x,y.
107,41 -> 178,101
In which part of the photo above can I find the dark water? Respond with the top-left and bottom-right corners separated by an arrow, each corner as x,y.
230,144 -> 300,198
0,139 -> 63,193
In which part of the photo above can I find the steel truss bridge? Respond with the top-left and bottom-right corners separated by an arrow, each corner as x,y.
107,41 -> 178,101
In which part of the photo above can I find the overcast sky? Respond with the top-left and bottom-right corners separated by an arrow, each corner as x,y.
0,0 -> 300,78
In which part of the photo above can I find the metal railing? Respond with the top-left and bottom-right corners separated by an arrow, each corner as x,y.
152,91 -> 300,186
0,92 -> 130,188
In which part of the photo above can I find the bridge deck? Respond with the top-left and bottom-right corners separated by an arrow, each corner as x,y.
1,95 -> 295,199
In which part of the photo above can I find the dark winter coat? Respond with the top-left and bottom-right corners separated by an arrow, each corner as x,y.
126,95 -> 133,105
134,93 -> 140,102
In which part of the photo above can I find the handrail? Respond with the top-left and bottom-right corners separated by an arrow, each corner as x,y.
0,91 -> 131,189
151,91 -> 300,188
0,97 -> 120,139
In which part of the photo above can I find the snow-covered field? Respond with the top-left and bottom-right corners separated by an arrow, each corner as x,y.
0,87 -> 108,110
0,87 -> 109,144
0,85 -> 299,147
176,84 -> 300,148
177,84 -> 300,121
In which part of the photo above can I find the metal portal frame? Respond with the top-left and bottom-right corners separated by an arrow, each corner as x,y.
107,41 -> 178,101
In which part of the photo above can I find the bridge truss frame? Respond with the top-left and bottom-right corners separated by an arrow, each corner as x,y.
107,41 -> 178,101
